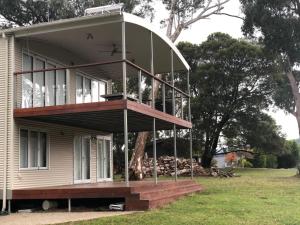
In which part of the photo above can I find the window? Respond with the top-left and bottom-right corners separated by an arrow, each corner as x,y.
76,73 -> 107,103
22,53 -> 66,108
20,128 -> 48,169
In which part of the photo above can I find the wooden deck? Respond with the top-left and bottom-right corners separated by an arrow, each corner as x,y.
14,100 -> 192,132
12,180 -> 202,210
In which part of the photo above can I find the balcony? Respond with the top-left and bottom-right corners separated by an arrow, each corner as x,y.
14,60 -> 191,132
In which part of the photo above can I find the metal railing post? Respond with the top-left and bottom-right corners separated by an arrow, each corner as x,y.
174,124 -> 177,181
122,21 -> 129,186
138,70 -> 142,103
153,118 -> 157,184
162,83 -> 166,113
171,49 -> 175,116
150,32 -> 155,109
190,129 -> 193,179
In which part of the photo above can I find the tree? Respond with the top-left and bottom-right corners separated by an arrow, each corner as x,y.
278,140 -> 300,168
240,0 -> 300,137
0,0 -> 153,28
224,113 -> 285,155
178,33 -> 280,167
130,0 -> 232,179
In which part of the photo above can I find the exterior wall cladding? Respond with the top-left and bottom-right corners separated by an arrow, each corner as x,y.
0,38 -> 112,192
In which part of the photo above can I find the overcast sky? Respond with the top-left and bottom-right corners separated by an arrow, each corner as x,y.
152,0 -> 299,140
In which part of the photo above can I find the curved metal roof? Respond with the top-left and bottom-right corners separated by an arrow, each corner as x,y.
1,12 -> 190,71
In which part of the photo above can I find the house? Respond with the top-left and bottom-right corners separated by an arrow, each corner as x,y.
0,8 -> 201,212
213,150 -> 254,168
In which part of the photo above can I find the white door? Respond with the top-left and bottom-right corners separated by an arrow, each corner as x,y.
74,136 -> 91,183
97,136 -> 112,181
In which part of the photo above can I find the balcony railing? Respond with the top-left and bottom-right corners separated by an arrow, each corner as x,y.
14,60 -> 190,121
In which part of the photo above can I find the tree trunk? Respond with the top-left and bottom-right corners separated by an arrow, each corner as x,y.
129,76 -> 161,180
286,68 -> 300,136
201,148 -> 214,168
129,132 -> 149,180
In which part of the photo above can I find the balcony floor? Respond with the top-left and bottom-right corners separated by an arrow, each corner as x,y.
14,100 -> 192,132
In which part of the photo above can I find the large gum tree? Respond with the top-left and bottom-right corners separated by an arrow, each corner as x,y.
240,0 -> 300,137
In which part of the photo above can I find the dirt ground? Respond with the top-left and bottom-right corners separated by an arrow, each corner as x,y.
0,211 -> 136,225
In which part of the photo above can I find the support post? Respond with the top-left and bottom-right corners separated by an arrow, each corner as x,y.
138,70 -> 142,103
162,83 -> 166,113
173,124 -> 177,181
150,32 -> 155,108
189,129 -> 193,179
124,109 -> 129,186
153,118 -> 157,184
187,70 -> 193,179
7,200 -> 11,214
122,21 -> 127,100
187,70 -> 191,122
171,50 -> 175,116
68,199 -> 71,212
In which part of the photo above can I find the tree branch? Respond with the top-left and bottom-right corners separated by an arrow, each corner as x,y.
215,12 -> 244,20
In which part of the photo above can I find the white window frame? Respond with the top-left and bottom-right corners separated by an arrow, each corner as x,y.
96,134 -> 113,182
19,127 -> 50,171
73,135 -> 92,184
22,50 -> 66,107
76,72 -> 108,104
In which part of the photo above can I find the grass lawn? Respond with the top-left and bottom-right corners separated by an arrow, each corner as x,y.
69,169 -> 300,225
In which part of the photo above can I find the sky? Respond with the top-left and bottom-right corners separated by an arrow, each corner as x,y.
151,0 -> 299,140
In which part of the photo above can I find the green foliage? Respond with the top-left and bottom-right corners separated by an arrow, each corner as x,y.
224,113 -> 285,156
239,158 -> 253,168
178,33 -> 280,168
240,0 -> 300,114
251,154 -> 267,168
277,140 -> 300,168
0,0 -> 153,28
265,154 -> 278,169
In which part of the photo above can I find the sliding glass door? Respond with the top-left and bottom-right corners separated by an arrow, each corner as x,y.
22,53 -> 66,108
97,136 -> 112,181
74,136 -> 91,183
76,73 -> 107,104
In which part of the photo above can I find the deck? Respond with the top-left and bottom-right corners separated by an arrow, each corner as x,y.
12,180 -> 202,210
14,100 -> 192,132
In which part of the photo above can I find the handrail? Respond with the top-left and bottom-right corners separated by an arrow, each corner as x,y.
125,60 -> 190,98
14,59 -> 190,97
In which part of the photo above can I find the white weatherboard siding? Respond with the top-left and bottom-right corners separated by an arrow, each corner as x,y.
12,39 -> 112,189
14,119 -> 108,189
0,38 -> 8,190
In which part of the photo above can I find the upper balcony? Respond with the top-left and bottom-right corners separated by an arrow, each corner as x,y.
10,12 -> 191,132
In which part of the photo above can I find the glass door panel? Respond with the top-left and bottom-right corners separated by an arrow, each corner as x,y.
22,54 -> 33,108
45,63 -> 56,106
76,75 -> 83,104
56,70 -> 66,105
97,137 -> 111,180
99,81 -> 106,102
84,77 -> 92,103
82,137 -> 90,180
74,136 -> 90,183
91,80 -> 99,102
33,58 -> 45,107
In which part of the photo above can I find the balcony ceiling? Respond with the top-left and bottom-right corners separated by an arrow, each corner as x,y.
13,13 -> 189,75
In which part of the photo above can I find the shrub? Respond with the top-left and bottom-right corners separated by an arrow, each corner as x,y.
278,154 -> 298,168
266,155 -> 278,168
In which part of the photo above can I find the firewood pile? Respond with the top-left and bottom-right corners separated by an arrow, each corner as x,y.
142,156 -> 235,178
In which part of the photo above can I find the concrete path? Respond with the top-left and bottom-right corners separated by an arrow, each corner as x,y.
0,211 -> 136,225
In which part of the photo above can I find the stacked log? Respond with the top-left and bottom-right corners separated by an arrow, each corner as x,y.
142,156 -> 235,178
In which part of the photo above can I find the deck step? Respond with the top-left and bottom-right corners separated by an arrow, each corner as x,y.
125,180 -> 202,210
138,183 -> 201,200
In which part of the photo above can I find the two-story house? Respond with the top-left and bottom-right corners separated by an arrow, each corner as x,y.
0,10 -> 201,212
